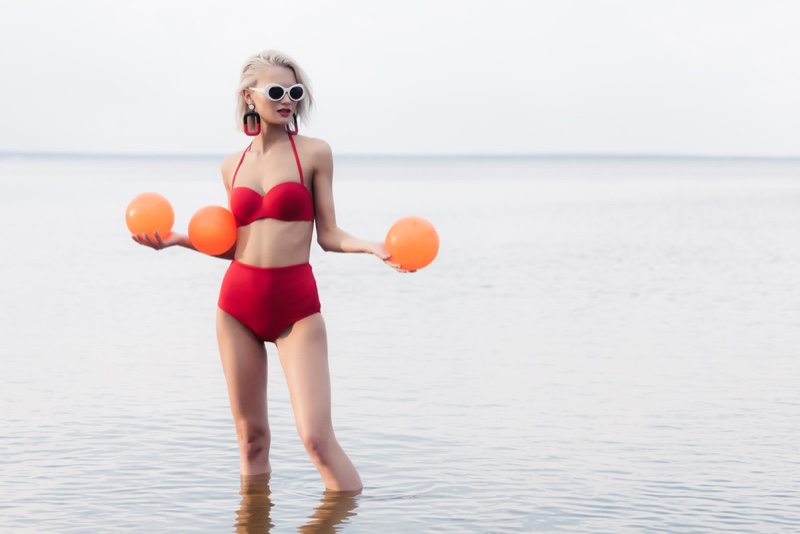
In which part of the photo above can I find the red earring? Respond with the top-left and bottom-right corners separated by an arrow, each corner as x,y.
286,113 -> 299,135
243,104 -> 261,136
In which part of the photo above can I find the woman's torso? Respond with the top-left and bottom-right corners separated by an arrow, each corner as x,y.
225,136 -> 315,268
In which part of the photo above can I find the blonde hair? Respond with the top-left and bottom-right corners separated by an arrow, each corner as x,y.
235,50 -> 314,131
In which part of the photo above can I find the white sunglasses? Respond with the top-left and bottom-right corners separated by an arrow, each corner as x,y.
249,83 -> 306,102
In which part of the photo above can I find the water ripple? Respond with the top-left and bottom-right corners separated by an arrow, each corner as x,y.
3,158 -> 800,531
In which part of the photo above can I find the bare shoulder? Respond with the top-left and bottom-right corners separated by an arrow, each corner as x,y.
296,135 -> 332,162
221,151 -> 243,176
220,151 -> 244,188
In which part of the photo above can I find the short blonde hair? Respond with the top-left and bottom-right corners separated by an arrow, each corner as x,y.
235,50 -> 314,131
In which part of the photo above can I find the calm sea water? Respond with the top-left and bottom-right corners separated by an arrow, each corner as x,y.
1,154 -> 800,532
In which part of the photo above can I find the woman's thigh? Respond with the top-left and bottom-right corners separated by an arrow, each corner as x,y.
275,313 -> 333,436
217,307 -> 268,426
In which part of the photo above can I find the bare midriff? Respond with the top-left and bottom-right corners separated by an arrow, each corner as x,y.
234,219 -> 314,267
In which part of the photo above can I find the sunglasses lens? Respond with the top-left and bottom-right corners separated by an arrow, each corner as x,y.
267,86 -> 285,100
289,85 -> 305,101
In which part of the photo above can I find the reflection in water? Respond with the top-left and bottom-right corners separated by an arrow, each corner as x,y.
234,475 -> 360,533
235,474 -> 274,533
298,489 -> 360,533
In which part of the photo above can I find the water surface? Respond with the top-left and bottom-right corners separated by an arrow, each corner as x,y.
1,155 -> 799,532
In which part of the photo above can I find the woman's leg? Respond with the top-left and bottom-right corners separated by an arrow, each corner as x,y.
217,307 -> 271,476
276,313 -> 363,491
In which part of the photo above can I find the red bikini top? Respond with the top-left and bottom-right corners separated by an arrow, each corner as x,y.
229,133 -> 314,227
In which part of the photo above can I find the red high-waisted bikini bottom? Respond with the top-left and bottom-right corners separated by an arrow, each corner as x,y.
218,261 -> 321,343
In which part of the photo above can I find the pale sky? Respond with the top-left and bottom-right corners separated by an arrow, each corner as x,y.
1,0 -> 799,156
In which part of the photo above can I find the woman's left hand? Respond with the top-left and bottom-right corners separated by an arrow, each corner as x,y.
364,241 -> 415,273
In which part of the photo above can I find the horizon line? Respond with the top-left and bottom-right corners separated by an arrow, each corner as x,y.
2,151 -> 800,161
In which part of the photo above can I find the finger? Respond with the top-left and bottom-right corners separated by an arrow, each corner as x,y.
142,233 -> 160,248
153,230 -> 165,246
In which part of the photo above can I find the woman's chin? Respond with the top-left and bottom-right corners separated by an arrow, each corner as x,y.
271,117 -> 292,126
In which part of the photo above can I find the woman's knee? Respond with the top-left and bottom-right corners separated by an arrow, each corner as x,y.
236,421 -> 271,461
298,428 -> 336,464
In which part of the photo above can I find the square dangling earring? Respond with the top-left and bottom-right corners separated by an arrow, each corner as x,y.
286,113 -> 299,135
243,104 -> 261,136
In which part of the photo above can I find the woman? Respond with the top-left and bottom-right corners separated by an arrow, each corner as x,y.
133,50 -> 402,492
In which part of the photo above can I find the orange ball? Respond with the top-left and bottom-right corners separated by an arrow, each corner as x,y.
385,216 -> 440,270
125,192 -> 174,237
188,205 -> 237,255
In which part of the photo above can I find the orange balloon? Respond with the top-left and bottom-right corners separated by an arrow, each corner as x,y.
385,216 -> 440,270
188,205 -> 237,255
126,192 -> 174,237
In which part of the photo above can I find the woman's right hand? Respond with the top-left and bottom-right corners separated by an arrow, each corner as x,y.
131,231 -> 187,251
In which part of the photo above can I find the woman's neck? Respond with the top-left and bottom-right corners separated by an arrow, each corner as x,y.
251,123 -> 288,152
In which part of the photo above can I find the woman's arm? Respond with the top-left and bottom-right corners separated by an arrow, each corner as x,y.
311,139 -> 410,271
312,139 -> 386,256
130,155 -> 239,260
131,226 -> 236,259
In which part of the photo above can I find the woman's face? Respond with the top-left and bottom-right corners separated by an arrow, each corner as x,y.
245,65 -> 300,127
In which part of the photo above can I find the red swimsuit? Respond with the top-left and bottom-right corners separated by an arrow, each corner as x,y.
217,132 -> 321,343
229,135 -> 314,226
